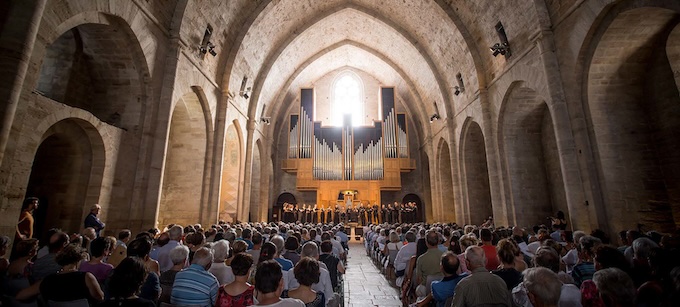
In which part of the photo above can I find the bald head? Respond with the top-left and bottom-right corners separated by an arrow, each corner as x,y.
464,246 -> 486,269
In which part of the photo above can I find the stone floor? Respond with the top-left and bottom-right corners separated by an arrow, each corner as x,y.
343,240 -> 403,307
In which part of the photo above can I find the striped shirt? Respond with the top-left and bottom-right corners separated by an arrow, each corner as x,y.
171,264 -> 219,307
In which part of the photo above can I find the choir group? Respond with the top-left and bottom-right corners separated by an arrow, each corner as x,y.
281,202 -> 420,225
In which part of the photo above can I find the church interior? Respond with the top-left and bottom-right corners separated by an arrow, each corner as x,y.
1,0 -> 680,244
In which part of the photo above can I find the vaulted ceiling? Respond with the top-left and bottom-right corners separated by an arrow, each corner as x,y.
178,0 -> 541,142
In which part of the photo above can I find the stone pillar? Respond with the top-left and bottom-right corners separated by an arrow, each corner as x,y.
478,89 -> 510,227
239,119 -> 256,222
532,0 -> 597,232
0,0 -> 46,165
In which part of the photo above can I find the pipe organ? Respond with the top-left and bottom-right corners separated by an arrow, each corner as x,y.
284,88 -> 415,207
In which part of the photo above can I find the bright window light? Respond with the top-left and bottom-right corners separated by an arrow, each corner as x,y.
332,73 -> 363,126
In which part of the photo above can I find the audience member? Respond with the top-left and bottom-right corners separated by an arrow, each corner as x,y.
271,235 -> 294,271
288,241 -> 335,305
416,251 -> 468,307
126,237 -> 161,302
284,257 -> 325,307
171,247 -> 219,306
283,236 -> 301,265
217,253 -> 255,307
319,240 -> 344,290
254,260 -> 304,307
493,238 -> 522,290
593,268 -> 636,307
155,225 -> 184,272
79,236 -> 114,284
571,235 -> 601,287
209,239 -> 234,285
30,231 -> 69,282
99,257 -> 155,307
480,228 -> 501,271
415,229 -> 445,292
159,245 -> 189,304
451,246 -> 512,307
523,268 -> 562,307
248,231 -> 263,265
17,244 -> 104,304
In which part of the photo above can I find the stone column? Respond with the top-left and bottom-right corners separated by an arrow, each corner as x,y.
532,0 -> 597,232
239,119 -> 256,222
0,0 -> 46,165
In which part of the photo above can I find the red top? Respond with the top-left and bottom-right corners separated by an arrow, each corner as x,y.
216,285 -> 255,307
482,244 -> 500,271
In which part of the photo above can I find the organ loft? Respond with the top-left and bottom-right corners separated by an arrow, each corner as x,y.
1,0 -> 680,244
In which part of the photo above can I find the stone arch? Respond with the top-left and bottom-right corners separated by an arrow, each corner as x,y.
35,14 -> 149,131
460,118 -> 492,225
249,139 -> 263,222
498,83 -> 567,228
25,118 -> 105,239
219,121 -> 243,223
158,91 -> 209,227
583,7 -> 680,233
242,5 -> 454,129
436,138 -> 455,223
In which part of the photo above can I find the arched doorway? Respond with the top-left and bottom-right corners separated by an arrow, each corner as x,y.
585,7 -> 680,233
402,193 -> 424,222
500,85 -> 567,228
159,92 -> 208,228
461,120 -> 492,225
273,193 -> 297,222
25,119 -> 104,240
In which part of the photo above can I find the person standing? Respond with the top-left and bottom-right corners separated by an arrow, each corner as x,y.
16,197 -> 38,241
84,204 -> 105,237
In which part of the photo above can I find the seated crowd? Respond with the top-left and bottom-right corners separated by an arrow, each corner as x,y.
364,214 -> 680,307
0,221 -> 349,307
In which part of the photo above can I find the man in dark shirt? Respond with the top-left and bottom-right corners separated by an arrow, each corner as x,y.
84,204 -> 105,237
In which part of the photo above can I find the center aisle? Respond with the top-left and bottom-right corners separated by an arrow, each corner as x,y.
343,240 -> 402,307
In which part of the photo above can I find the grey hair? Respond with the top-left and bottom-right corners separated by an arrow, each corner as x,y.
593,268 -> 636,306
632,237 -> 658,259
270,235 -> 285,255
0,235 -> 11,248
301,241 -> 319,258
169,245 -> 190,265
168,225 -> 183,241
572,230 -> 586,244
464,246 -> 486,268
192,247 -> 214,268
211,240 -> 230,262
522,267 -> 562,306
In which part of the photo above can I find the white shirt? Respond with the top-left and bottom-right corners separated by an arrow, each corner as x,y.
562,249 -> 579,273
512,282 -> 582,307
255,297 -> 305,307
208,262 -> 235,285
286,262 -> 334,304
330,239 -> 345,257
394,242 -> 417,271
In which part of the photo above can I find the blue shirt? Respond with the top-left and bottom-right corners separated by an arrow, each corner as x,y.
432,273 -> 468,307
171,264 -> 219,307
275,257 -> 294,271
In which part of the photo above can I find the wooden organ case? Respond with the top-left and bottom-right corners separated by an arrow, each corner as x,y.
282,88 -> 415,208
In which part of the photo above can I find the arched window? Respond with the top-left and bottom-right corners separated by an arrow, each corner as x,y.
332,72 -> 364,126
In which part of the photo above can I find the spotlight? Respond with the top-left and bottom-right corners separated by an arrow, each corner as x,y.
240,87 -> 252,99
490,43 -> 509,57
260,117 -> 271,125
429,113 -> 441,123
199,41 -> 217,57
453,85 -> 464,96
207,42 -> 217,57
